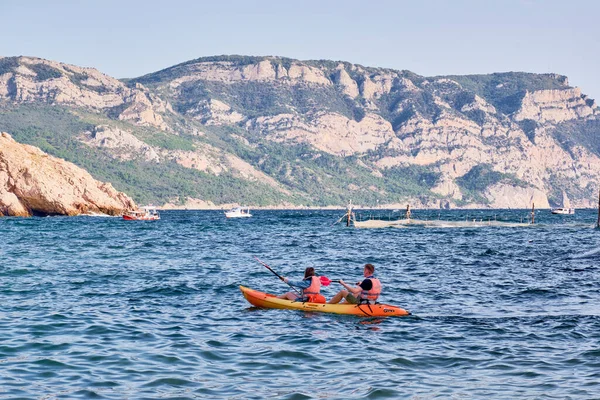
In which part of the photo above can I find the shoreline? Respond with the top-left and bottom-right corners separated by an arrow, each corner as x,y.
157,205 -> 563,211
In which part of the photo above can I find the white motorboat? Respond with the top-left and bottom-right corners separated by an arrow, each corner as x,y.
225,206 -> 252,218
551,208 -> 575,215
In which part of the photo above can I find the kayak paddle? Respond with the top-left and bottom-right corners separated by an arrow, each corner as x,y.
319,276 -> 340,286
253,256 -> 302,295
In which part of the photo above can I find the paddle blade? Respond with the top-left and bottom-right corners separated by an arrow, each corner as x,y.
320,276 -> 332,286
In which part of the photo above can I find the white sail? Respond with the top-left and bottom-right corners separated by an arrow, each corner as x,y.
562,191 -> 571,208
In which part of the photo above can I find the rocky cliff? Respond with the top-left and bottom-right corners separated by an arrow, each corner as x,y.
0,132 -> 136,216
1,55 -> 599,208
0,56 -> 171,130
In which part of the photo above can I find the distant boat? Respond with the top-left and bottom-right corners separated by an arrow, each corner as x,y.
551,208 -> 575,215
123,206 -> 160,221
225,206 -> 252,218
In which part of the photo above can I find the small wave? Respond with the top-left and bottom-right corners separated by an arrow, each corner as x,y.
142,377 -> 196,387
581,349 -> 600,357
134,284 -> 197,297
33,358 -> 76,369
571,246 -> 600,259
148,354 -> 184,364
0,268 -> 33,277
480,248 -> 499,256
198,349 -> 230,362
81,213 -> 118,218
389,356 -> 418,367
269,349 -> 320,362
83,324 -> 121,336
517,288 -> 560,299
365,387 -> 401,398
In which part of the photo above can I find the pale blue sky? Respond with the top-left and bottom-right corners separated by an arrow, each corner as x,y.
2,0 -> 599,99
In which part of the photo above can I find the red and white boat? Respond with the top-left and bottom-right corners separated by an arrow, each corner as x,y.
123,206 -> 160,221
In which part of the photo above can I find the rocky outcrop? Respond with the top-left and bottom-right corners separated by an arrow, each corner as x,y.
461,95 -> 497,114
484,184 -> 549,209
286,63 -> 331,85
0,57 -> 170,130
431,177 -> 463,200
361,73 -> 396,99
248,112 -> 395,156
514,88 -> 596,124
185,99 -> 245,125
335,66 -> 360,98
0,132 -> 135,217
167,59 -> 332,87
80,125 -> 160,162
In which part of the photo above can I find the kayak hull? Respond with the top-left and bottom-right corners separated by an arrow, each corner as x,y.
240,286 -> 410,317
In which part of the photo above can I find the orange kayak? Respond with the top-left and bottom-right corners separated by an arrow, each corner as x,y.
240,286 -> 410,317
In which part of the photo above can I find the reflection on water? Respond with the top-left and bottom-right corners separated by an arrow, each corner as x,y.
356,318 -> 384,331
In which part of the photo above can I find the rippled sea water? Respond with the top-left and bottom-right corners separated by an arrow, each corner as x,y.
1,209 -> 600,399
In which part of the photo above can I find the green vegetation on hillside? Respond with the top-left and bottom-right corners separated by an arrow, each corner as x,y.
0,57 -> 19,75
202,124 -> 442,206
0,57 -> 64,81
442,72 -> 569,115
517,119 -> 538,143
552,118 -> 600,157
28,64 -> 63,81
1,104 -> 438,207
0,105 -> 290,205
3,55 -> 597,208
170,79 -> 361,121
456,164 -> 530,204
382,165 -> 442,195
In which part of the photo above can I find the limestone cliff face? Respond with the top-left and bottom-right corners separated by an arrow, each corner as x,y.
246,112 -> 395,156
185,99 -> 245,125
0,56 -> 170,130
0,132 -> 135,216
514,88 -> 597,124
334,66 -> 360,98
80,125 -> 160,162
3,55 -> 600,208
484,184 -> 550,209
165,59 -> 332,88
126,58 -> 600,207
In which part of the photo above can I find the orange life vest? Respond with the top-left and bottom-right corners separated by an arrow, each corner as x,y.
302,276 -> 321,297
359,276 -> 381,303
305,293 -> 326,303
300,276 -> 325,303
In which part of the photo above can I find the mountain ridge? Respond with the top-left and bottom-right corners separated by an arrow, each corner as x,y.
0,54 -> 598,208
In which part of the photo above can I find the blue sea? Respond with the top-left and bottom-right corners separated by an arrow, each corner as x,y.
1,209 -> 599,399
